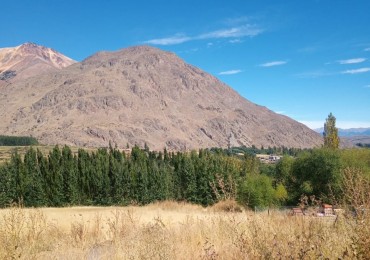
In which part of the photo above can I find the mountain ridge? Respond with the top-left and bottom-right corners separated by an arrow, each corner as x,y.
0,44 -> 322,150
314,127 -> 370,137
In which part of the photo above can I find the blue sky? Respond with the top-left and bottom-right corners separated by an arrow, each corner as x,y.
1,0 -> 370,129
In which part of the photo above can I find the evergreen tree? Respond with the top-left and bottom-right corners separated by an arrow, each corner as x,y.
0,163 -> 14,207
61,145 -> 79,205
10,151 -> 25,204
23,147 -> 45,206
323,112 -> 340,149
48,146 -> 64,206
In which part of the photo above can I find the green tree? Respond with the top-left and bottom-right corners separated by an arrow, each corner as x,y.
61,145 -> 79,205
47,146 -> 64,206
238,174 -> 276,208
23,147 -> 45,206
0,163 -> 15,207
275,156 -> 294,185
323,113 -> 339,149
290,149 -> 342,203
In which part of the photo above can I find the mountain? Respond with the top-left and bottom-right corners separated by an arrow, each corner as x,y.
338,128 -> 370,137
0,45 -> 322,150
0,42 -> 76,86
315,127 -> 370,137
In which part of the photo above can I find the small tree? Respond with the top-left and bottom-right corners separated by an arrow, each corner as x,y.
323,113 -> 339,149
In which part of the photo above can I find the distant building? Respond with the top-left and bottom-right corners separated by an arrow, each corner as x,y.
269,155 -> 281,162
256,154 -> 281,163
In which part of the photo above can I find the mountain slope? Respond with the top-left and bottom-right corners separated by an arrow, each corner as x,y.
0,46 -> 322,150
0,42 -> 76,86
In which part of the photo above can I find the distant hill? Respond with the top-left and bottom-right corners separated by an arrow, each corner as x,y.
314,127 -> 370,137
0,42 -> 75,86
314,127 -> 370,147
0,44 -> 322,150
342,136 -> 370,147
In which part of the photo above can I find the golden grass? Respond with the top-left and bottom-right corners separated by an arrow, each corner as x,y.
0,201 -> 362,259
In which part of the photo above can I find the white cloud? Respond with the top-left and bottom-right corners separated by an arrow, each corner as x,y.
364,47 -> 370,51
198,25 -> 262,39
338,58 -> 366,64
364,85 -> 370,88
144,35 -> 191,45
144,24 -> 263,45
219,69 -> 242,75
259,61 -> 287,67
341,67 -> 370,74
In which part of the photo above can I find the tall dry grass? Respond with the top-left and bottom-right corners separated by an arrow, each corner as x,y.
0,201 -> 365,259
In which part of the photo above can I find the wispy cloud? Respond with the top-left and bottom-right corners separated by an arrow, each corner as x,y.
259,61 -> 287,67
364,85 -> 370,88
364,47 -> 370,51
275,111 -> 285,114
144,35 -> 191,45
341,67 -> 370,74
143,24 -> 263,45
199,25 -> 262,39
229,39 -> 243,44
219,69 -> 242,75
338,58 -> 366,64
178,48 -> 199,54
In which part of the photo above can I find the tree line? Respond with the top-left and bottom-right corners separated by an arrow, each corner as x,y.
0,135 -> 39,146
0,143 -> 369,208
0,145 -> 246,207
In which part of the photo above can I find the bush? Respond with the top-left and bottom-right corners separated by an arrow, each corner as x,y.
238,174 -> 276,208
211,199 -> 243,213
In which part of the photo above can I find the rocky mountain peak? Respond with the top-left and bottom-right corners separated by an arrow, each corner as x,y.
0,42 -> 76,85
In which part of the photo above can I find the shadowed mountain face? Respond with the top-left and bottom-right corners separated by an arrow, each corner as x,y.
0,42 -> 76,86
0,45 -> 322,150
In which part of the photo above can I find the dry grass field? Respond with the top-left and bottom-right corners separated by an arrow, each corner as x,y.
0,201 -> 365,259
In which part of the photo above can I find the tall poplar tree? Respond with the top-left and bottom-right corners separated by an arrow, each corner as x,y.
323,113 -> 340,149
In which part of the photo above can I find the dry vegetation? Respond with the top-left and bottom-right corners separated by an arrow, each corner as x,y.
0,200 -> 366,259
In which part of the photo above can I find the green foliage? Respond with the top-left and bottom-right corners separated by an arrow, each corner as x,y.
275,156 -> 294,184
210,145 -> 306,157
274,183 -> 288,203
340,149 -> 370,175
238,174 -> 277,208
0,145 -> 247,207
323,113 -> 339,149
0,135 -> 38,146
0,144 -> 368,209
289,149 -> 342,203
356,143 -> 370,148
